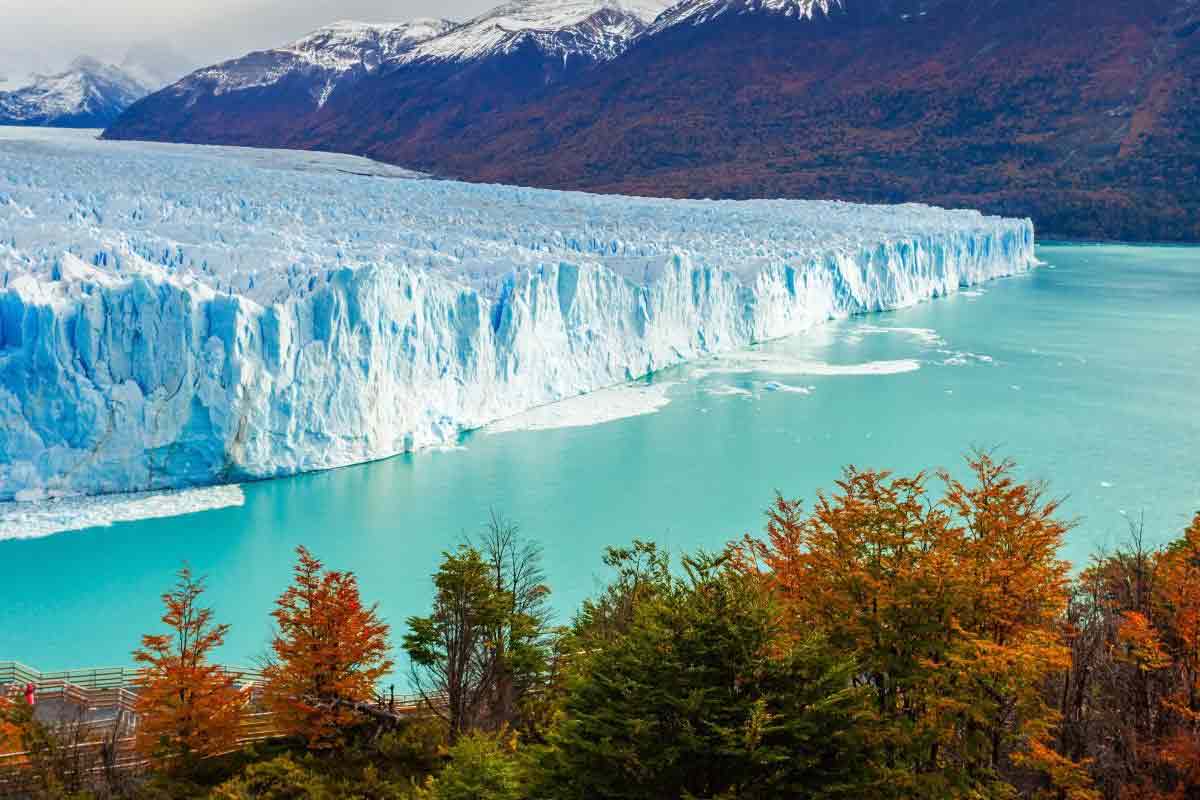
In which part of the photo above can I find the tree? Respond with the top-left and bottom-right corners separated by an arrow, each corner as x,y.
939,454 -> 1086,797
133,566 -> 244,765
1,693 -> 136,797
739,454 -> 1091,798
538,551 -> 869,800
421,730 -> 525,800
405,518 -> 553,741
1055,518 -> 1161,796
405,546 -> 510,741
740,466 -> 968,795
1055,513 -> 1200,799
1138,512 -> 1200,798
571,538 -> 674,648
262,546 -> 393,749
0,694 -> 20,754
1157,513 -> 1200,723
473,512 -> 554,730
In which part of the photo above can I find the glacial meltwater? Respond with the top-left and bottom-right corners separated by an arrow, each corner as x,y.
1,243 -> 1197,671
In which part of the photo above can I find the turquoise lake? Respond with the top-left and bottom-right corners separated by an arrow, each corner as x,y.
1,243 -> 1198,672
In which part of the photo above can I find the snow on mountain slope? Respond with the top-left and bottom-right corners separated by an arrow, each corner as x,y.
0,58 -> 150,128
164,19 -> 454,108
402,0 -> 672,63
0,128 -> 1036,501
647,0 -> 843,31
281,19 -> 457,72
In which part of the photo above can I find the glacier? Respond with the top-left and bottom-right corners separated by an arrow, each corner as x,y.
0,127 -> 1036,501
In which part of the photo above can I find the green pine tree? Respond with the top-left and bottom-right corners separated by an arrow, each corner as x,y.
537,551 -> 870,799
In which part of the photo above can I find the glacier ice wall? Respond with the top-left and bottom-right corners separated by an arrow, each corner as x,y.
0,128 -> 1037,500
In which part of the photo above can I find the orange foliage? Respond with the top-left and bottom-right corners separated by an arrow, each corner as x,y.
262,546 -> 393,749
133,567 -> 244,764
1141,513 -> 1200,798
939,455 -> 1088,795
740,452 -> 1092,796
1117,612 -> 1171,672
939,454 -> 1072,649
742,467 -> 961,768
0,694 -> 21,754
1158,514 -> 1200,714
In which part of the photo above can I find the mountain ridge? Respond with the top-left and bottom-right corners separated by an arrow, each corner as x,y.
104,0 -> 1200,242
0,58 -> 151,128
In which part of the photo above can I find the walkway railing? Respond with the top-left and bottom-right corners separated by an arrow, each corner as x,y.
0,712 -> 282,773
0,659 -> 439,771
0,660 -> 267,719
0,661 -> 266,692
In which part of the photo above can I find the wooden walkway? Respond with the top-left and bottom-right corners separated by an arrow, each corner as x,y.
0,661 -> 263,721
0,660 -> 435,773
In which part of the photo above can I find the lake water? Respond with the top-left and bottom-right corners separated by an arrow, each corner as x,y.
1,243 -> 1198,672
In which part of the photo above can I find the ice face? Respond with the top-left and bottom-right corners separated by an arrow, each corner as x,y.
0,128 -> 1036,501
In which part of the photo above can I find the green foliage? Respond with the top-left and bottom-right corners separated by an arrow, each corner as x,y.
405,545 -> 514,739
420,731 -> 525,800
0,701 -> 140,799
569,539 -> 675,649
537,550 -> 870,800
206,750 -> 419,800
405,532 -> 554,741
208,754 -> 330,799
21,489 -> 1200,800
375,717 -> 449,777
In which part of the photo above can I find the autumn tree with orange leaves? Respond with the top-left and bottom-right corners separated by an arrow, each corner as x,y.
1147,513 -> 1200,797
262,546 -> 393,749
1064,513 -> 1200,799
0,694 -> 22,754
133,567 -> 244,766
937,455 -> 1089,798
738,452 -> 1093,799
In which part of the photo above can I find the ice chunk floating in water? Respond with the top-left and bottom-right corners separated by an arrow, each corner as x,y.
0,128 -> 1037,500
485,381 -> 674,435
0,485 -> 245,540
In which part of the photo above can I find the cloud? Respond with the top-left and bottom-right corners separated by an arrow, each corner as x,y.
0,0 -> 494,81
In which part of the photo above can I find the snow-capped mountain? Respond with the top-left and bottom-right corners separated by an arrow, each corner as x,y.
646,0 -> 843,33
104,0 -> 1200,242
0,57 -> 151,128
400,0 -> 671,64
105,0 -> 671,148
165,19 -> 455,110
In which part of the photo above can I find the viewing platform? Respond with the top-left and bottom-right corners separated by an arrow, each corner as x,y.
0,659 -> 432,771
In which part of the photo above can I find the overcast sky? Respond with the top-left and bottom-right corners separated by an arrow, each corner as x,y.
0,0 -> 495,82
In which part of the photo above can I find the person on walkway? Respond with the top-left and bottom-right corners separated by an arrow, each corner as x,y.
22,682 -> 35,707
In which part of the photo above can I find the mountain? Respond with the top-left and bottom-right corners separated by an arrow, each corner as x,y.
0,57 -> 151,128
395,0 -> 666,63
645,0 -> 845,31
105,0 -> 669,148
102,19 -> 455,144
105,0 -> 1200,242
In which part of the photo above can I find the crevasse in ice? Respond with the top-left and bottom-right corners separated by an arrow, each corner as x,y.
0,129 -> 1037,500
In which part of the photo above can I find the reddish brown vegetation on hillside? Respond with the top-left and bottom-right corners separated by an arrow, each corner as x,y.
108,0 -> 1200,242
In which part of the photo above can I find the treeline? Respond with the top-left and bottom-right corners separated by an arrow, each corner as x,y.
1,453 -> 1197,799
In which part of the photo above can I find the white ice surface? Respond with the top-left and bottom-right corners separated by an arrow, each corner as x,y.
485,380 -> 673,433
0,127 -> 1036,501
0,484 -> 244,540
695,352 -> 924,377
